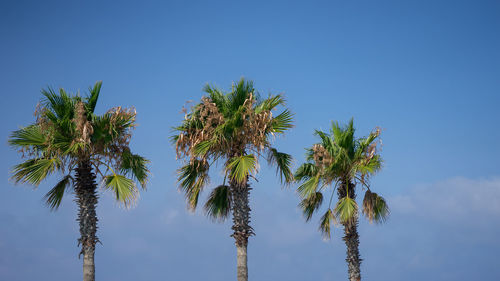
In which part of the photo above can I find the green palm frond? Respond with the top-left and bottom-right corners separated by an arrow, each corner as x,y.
354,155 -> 382,175
297,174 -> 320,198
204,185 -> 231,222
177,160 -> 209,210
120,150 -> 150,188
11,158 -> 62,186
319,209 -> 335,239
226,154 -> 257,184
103,174 -> 138,207
193,139 -> 216,157
267,148 -> 293,184
299,191 -> 323,221
255,94 -> 285,113
41,87 -> 75,121
271,109 -> 294,134
362,190 -> 389,224
44,175 -> 74,210
334,196 -> 358,224
294,163 -> 319,181
228,78 -> 254,111
9,125 -> 46,148
85,81 -> 102,113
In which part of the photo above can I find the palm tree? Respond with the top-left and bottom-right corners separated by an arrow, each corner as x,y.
172,78 -> 293,281
294,119 -> 388,281
9,81 -> 149,281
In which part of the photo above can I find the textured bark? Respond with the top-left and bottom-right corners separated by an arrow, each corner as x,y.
75,161 -> 99,281
338,181 -> 362,281
236,244 -> 248,281
230,177 -> 253,281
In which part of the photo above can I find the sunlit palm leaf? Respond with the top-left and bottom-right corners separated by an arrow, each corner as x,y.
11,158 -> 62,186
103,174 -> 138,207
9,125 -> 46,148
297,175 -> 320,198
334,196 -> 358,224
226,154 -> 257,184
294,163 -> 319,181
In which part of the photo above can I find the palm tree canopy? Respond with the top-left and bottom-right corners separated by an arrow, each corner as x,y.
173,78 -> 294,219
9,81 -> 150,208
294,118 -> 388,238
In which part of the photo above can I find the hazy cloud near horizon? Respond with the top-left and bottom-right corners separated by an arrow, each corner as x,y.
1,176 -> 499,281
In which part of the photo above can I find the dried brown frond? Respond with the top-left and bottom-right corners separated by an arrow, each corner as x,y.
312,144 -> 333,168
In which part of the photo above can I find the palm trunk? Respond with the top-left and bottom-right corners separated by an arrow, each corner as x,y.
339,181 -> 362,281
75,160 -> 99,281
230,177 -> 253,281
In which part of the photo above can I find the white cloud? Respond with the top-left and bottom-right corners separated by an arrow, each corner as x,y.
389,177 -> 500,223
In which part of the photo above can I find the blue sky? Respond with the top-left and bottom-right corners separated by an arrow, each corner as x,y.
1,0 -> 499,280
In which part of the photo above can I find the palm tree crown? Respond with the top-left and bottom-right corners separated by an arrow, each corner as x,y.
173,78 -> 294,216
295,118 -> 388,237
9,81 -> 149,207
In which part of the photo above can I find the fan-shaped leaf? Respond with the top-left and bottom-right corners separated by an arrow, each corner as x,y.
226,154 -> 257,184
204,185 -> 231,222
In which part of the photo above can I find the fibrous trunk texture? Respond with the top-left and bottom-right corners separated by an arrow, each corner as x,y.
230,177 -> 253,281
338,181 -> 362,281
75,161 -> 99,281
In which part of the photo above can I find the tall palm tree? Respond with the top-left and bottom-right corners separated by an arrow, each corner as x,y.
9,81 -> 149,281
172,78 -> 293,281
294,119 -> 388,281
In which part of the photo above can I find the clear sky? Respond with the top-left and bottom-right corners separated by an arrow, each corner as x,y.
1,0 -> 499,280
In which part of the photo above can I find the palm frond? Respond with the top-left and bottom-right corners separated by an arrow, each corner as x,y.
11,158 -> 62,186
9,125 -> 46,148
297,174 -> 320,198
120,150 -> 150,188
103,174 -> 138,207
294,163 -> 319,181
319,208 -> 335,239
86,81 -> 102,113
204,185 -> 231,222
299,191 -> 323,221
270,109 -> 294,134
193,139 -> 216,157
334,196 -> 358,224
177,160 -> 209,210
255,94 -> 285,113
362,190 -> 389,224
226,154 -> 257,184
267,148 -> 293,184
44,175 -> 73,210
